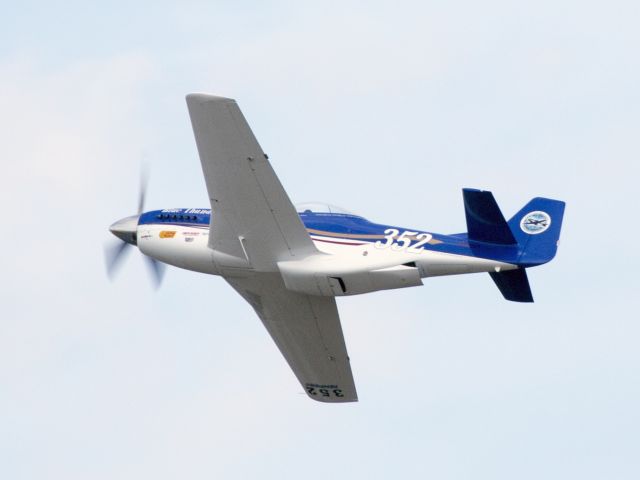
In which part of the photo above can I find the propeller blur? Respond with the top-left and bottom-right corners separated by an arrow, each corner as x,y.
105,171 -> 165,288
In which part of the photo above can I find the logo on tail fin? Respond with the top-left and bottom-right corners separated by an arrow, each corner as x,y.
520,211 -> 551,235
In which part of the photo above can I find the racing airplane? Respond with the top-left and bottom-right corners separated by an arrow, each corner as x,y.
107,94 -> 566,403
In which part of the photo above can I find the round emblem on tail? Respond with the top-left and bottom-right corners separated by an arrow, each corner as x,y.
520,211 -> 551,234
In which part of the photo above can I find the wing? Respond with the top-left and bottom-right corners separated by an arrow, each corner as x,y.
226,273 -> 358,403
186,94 -> 317,271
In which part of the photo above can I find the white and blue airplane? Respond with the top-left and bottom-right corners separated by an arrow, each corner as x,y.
108,94 -> 565,403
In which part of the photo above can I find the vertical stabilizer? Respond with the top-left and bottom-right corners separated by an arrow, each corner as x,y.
507,198 -> 566,266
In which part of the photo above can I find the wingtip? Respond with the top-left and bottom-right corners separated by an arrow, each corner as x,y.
307,394 -> 359,404
185,93 -> 236,104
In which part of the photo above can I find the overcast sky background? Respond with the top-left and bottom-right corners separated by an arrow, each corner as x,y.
1,1 -> 639,479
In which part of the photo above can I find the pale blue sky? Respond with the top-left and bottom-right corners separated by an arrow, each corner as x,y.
1,1 -> 639,479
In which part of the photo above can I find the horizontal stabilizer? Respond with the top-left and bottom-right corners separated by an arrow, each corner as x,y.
489,268 -> 533,303
463,189 -> 517,245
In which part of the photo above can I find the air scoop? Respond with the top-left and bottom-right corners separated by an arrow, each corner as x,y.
109,215 -> 139,245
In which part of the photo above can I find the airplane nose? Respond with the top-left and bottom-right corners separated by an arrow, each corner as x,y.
109,215 -> 139,245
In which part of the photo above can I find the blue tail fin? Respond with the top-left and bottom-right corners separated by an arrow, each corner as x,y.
462,188 -> 565,302
507,197 -> 566,266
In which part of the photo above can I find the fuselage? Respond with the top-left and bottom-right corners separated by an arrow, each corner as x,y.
131,207 -> 519,286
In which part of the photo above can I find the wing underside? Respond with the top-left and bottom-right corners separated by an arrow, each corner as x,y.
226,273 -> 358,403
186,93 -> 317,271
186,93 -> 356,402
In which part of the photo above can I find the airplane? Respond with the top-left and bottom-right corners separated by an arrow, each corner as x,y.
107,93 -> 566,403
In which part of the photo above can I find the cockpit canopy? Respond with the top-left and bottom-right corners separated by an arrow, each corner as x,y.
295,202 -> 358,216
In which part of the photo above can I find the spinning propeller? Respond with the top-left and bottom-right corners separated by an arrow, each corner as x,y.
105,169 -> 166,288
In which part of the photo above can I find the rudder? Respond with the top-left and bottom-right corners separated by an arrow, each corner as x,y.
507,197 -> 566,266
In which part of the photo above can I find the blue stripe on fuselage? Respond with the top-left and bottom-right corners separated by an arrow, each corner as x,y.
138,209 -> 522,264
138,208 -> 211,227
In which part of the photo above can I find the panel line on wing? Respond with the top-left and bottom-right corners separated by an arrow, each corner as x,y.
245,156 -> 296,256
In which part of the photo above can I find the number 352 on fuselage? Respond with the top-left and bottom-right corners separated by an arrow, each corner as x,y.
108,94 -> 565,403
